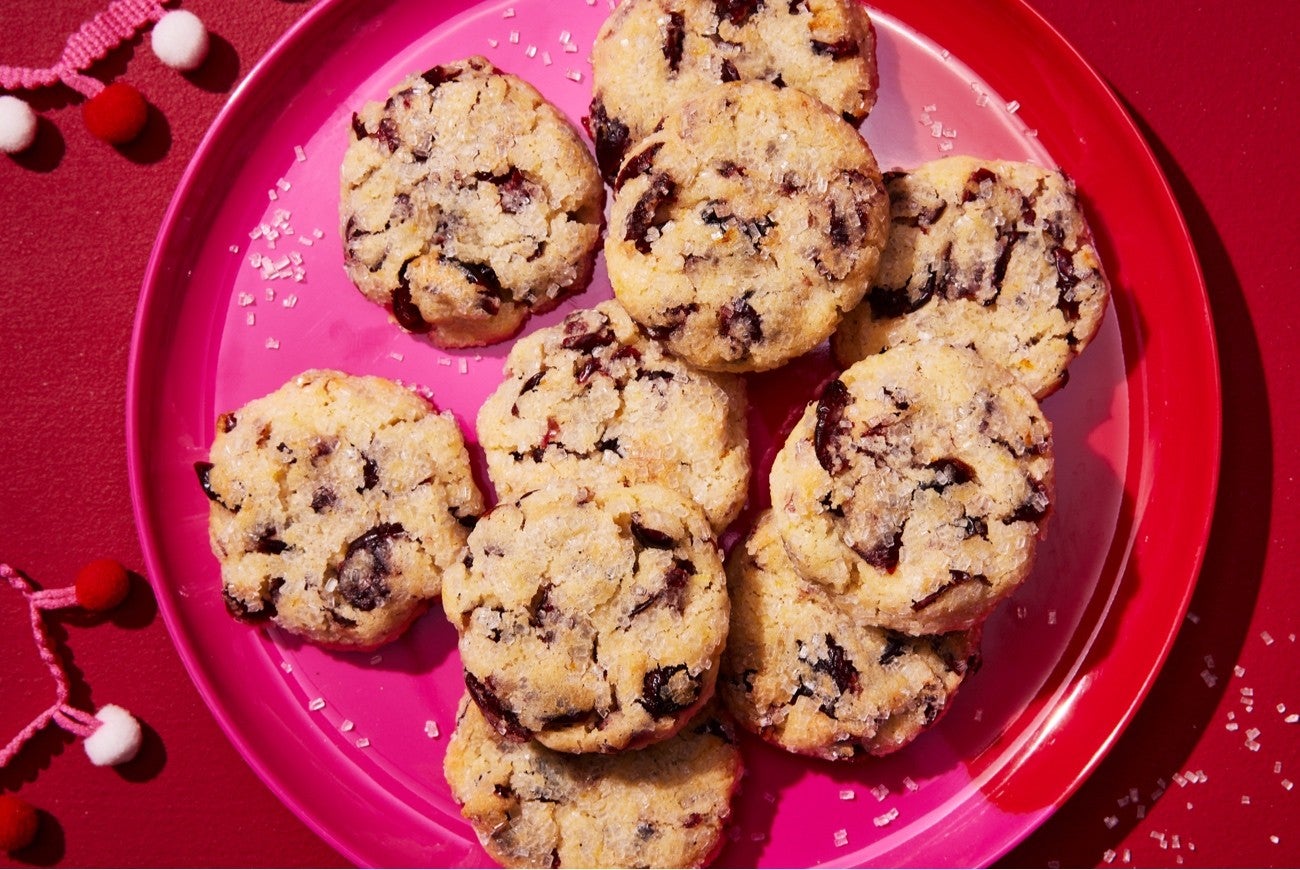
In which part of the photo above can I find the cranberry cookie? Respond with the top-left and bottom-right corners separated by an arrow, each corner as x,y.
720,511 -> 981,760
476,301 -> 750,532
341,56 -> 604,347
606,81 -> 888,372
444,695 -> 742,869
442,483 -> 729,754
196,370 -> 483,647
588,0 -> 878,184
769,343 -> 1054,635
832,156 -> 1110,398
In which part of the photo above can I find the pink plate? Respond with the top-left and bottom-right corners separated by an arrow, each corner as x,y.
127,0 -> 1219,865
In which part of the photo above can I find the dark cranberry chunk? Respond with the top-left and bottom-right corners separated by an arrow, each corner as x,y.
217,413 -> 237,433
540,708 -> 600,730
391,261 -> 433,333
808,633 -> 860,694
311,487 -> 336,513
922,457 -> 977,492
519,370 -> 546,395
896,201 -> 948,229
713,0 -> 761,26
624,173 -> 678,254
337,522 -> 404,611
958,513 -> 989,539
813,378 -> 852,475
692,716 -> 736,743
962,167 -> 998,202
720,58 -> 740,82
613,142 -> 664,192
810,38 -> 859,59
194,461 -> 238,513
642,302 -> 698,340
465,671 -> 531,741
254,530 -> 289,555
663,11 -> 686,72
719,293 -> 763,350
528,582 -> 557,628
879,631 -> 908,665
585,100 -> 631,185
374,117 -> 400,152
349,112 -> 368,140
224,588 -> 277,623
637,664 -> 701,718
853,528 -> 903,574
629,557 -> 694,618
868,268 -> 938,319
420,65 -> 462,89
911,570 -> 991,611
630,514 -> 676,549
1007,478 -> 1051,524
991,228 -> 1026,292
560,319 -> 617,353
358,454 -> 380,492
475,166 -> 532,214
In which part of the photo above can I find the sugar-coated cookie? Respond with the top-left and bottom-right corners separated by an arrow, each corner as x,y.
444,695 -> 742,869
442,483 -> 729,753
477,301 -> 750,532
769,343 -> 1053,634
588,0 -> 878,183
197,369 -> 483,647
832,156 -> 1110,398
720,511 -> 981,760
341,56 -> 604,347
606,81 -> 888,372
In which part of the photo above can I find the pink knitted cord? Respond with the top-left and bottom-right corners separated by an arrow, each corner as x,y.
0,0 -> 168,97
0,563 -> 100,767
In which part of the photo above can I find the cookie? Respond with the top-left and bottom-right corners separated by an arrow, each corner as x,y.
832,156 -> 1111,398
444,695 -> 742,869
340,56 -> 605,348
769,343 -> 1054,635
476,301 -> 750,532
442,483 -> 729,753
605,81 -> 888,372
719,511 -> 981,760
588,0 -> 878,184
196,370 -> 484,648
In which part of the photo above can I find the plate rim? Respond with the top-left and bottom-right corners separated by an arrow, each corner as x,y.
126,0 -> 1222,865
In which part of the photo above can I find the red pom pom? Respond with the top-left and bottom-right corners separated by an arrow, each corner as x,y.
75,558 -> 130,611
0,795 -> 38,853
82,83 -> 148,144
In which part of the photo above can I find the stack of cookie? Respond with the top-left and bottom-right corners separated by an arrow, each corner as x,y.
196,0 -> 1114,862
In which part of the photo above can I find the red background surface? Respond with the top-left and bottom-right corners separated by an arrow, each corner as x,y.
0,1 -> 1296,867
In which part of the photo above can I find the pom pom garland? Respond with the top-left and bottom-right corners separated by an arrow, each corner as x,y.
0,95 -> 38,154
0,1 -> 208,152
151,10 -> 209,71
0,795 -> 39,854
82,82 -> 149,145
1,561 -> 141,851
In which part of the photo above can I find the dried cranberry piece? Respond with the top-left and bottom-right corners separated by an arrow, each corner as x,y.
540,708 -> 600,730
911,570 -> 991,611
254,530 -> 288,555
692,716 -> 736,743
868,269 -> 938,319
642,303 -> 698,340
624,173 -> 678,254
629,557 -> 694,618
813,378 -> 851,474
720,58 -> 740,82
719,293 -> 763,352
224,588 -> 276,623
217,413 -> 237,433
630,514 -> 676,549
663,11 -> 686,72
716,160 -> 745,178
349,112 -> 367,140
519,370 -> 546,395
958,513 -> 989,539
853,529 -> 903,574
809,634 -> 860,693
560,322 -> 617,353
420,65 -> 462,89
194,461 -> 238,513
374,117 -> 400,152
337,523 -> 404,611
358,454 -> 379,492
311,487 -> 336,513
637,664 -> 700,718
922,457 -> 977,491
991,229 -> 1026,293
585,100 -> 631,186
464,671 -> 531,741
879,631 -> 908,665
528,582 -> 557,628
713,0 -> 761,26
613,142 -> 664,192
962,167 -> 998,202
896,201 -> 948,229
476,166 -> 532,214
1007,478 -> 1051,524
811,38 -> 859,59
391,261 -> 433,334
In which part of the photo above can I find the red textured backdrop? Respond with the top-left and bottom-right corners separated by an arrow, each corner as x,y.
1,0 -> 1297,867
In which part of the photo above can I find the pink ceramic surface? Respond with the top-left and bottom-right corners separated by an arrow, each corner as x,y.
127,0 -> 1219,865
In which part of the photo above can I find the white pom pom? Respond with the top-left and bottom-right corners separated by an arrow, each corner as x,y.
0,95 -> 38,154
151,10 -> 209,71
83,704 -> 143,767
